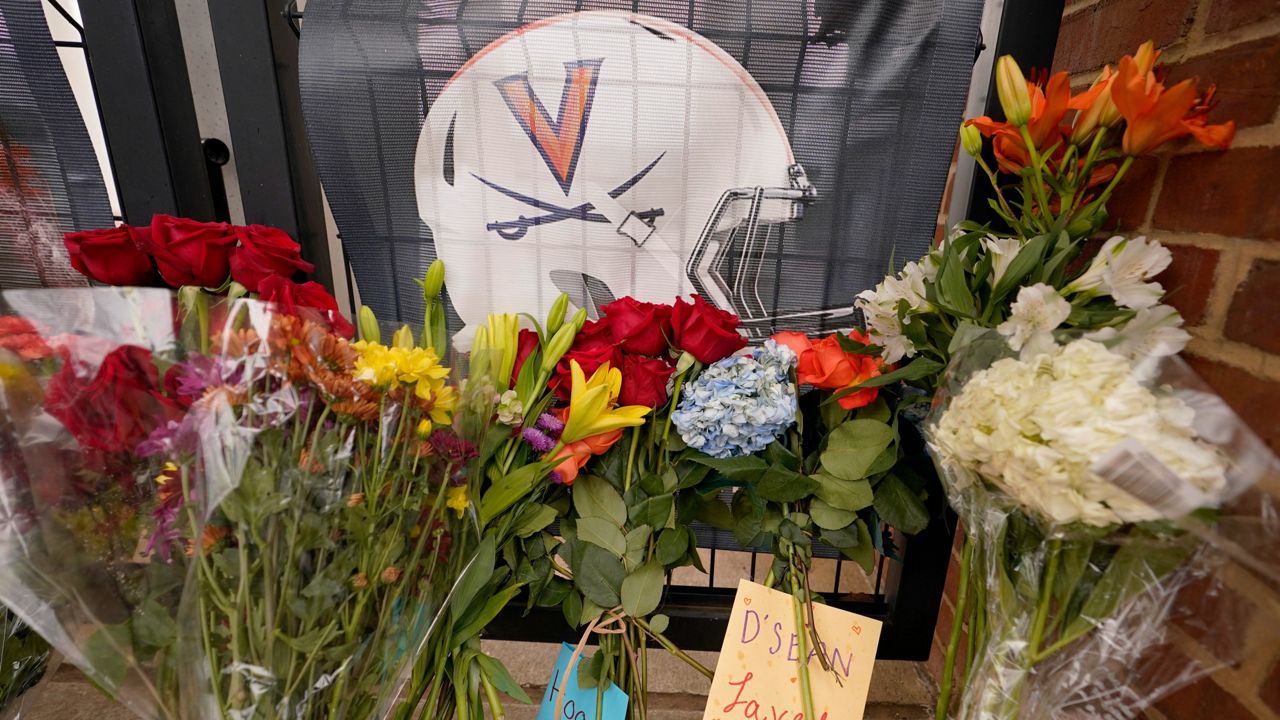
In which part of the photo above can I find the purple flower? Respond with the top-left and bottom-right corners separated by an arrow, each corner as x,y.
535,413 -> 564,438
136,414 -> 198,458
521,427 -> 556,453
173,355 -> 242,399
429,430 -> 478,465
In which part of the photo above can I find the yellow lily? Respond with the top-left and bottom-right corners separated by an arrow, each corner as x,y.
559,360 -> 649,444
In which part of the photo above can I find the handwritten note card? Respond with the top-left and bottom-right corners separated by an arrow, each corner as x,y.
536,643 -> 629,720
702,580 -> 883,720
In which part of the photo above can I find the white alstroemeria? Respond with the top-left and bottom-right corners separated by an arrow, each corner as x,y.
996,283 -> 1070,356
930,339 -> 1228,526
494,389 -> 524,426
982,235 -> 1024,288
856,255 -> 939,363
1085,304 -> 1190,365
1065,235 -> 1172,309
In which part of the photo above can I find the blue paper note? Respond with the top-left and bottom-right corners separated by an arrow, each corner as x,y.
535,643 -> 629,720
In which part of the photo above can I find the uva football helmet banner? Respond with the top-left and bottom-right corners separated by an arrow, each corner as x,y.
299,0 -> 984,342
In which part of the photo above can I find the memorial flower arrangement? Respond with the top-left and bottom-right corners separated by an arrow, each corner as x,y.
837,43 -> 1277,719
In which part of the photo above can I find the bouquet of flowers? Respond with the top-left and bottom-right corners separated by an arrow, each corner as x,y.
0,286 -> 462,719
927,332 -> 1277,718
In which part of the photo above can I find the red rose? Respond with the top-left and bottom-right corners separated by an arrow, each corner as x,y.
258,275 -> 355,338
601,297 -> 672,356
550,318 -> 621,400
64,225 -> 158,286
44,345 -> 181,454
671,295 -> 746,364
510,328 -> 540,387
229,224 -> 315,292
618,354 -> 675,408
147,215 -> 237,288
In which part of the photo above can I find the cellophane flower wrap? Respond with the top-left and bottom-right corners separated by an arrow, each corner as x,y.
0,288 -> 464,719
0,606 -> 52,720
925,331 -> 1279,719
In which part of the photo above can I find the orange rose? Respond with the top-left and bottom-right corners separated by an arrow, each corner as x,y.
773,330 -> 883,410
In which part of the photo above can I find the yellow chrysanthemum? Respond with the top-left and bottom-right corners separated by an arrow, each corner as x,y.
352,343 -> 400,388
446,485 -> 469,518
397,347 -> 449,386
559,360 -> 649,444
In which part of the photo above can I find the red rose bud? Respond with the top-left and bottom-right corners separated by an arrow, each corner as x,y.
228,224 -> 315,292
510,328 -> 540,387
147,215 -> 237,288
64,225 -> 158,286
618,354 -> 675,408
671,295 -> 746,364
258,275 -> 355,338
601,296 -> 672,356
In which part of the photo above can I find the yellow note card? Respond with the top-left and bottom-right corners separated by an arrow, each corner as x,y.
701,579 -> 883,720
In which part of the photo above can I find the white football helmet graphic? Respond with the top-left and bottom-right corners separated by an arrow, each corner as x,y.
415,10 -> 824,342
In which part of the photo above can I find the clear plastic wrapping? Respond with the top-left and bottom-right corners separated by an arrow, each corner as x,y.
0,606 -> 52,720
925,332 -> 1280,719
0,288 -> 460,719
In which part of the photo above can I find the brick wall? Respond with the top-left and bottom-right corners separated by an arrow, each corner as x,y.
928,0 -> 1280,717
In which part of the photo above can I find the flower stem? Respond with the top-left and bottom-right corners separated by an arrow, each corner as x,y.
1018,125 -> 1056,232
624,425 -> 640,492
936,536 -> 972,720
790,569 -> 818,720
633,616 -> 714,679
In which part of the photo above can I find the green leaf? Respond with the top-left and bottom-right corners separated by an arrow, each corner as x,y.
693,494 -> 735,529
476,653 -> 533,704
453,585 -> 522,646
513,503 -> 558,538
687,453 -> 770,484
991,233 -> 1051,303
132,598 -> 176,650
577,517 -> 628,559
574,475 -> 627,526
562,590 -> 583,628
83,624 -> 131,690
624,526 -> 652,571
480,464 -> 543,525
755,464 -> 818,503
1061,537 -> 1193,642
730,490 -> 766,546
820,419 -> 895,481
649,614 -> 670,634
657,527 -> 690,566
937,248 -> 976,317
831,357 -> 945,398
813,472 -> 874,512
810,497 -> 858,530
837,519 -> 876,573
621,561 -> 665,618
873,473 -> 930,534
575,544 -> 626,608
855,398 -> 891,423
451,535 -> 496,621
629,493 -> 675,529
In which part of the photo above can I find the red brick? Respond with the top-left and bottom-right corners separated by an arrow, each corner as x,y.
1154,148 -> 1280,241
1054,0 -> 1196,74
1184,355 -> 1280,450
1106,156 -> 1160,231
1167,36 -> 1280,129
1262,653 -> 1280,715
1205,0 -> 1280,33
1155,674 -> 1256,720
1157,245 -> 1219,325
1226,259 -> 1280,353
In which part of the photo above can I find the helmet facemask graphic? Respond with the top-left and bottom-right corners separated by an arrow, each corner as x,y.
415,11 -> 851,342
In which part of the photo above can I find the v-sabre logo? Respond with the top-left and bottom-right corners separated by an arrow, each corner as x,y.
494,58 -> 603,195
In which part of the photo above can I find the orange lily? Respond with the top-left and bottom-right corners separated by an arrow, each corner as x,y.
967,71 -> 1073,172
546,428 -> 625,485
1111,53 -> 1235,156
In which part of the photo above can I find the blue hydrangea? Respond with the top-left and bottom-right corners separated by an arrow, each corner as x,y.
671,341 -> 797,458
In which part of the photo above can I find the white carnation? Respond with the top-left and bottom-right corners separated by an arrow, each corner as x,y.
931,339 -> 1227,526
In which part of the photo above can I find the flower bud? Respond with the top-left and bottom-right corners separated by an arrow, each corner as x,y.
545,292 -> 570,337
959,123 -> 983,158
358,305 -> 381,344
995,55 -> 1032,127
346,492 -> 365,507
392,324 -> 415,349
540,322 -> 578,375
421,259 -> 445,299
570,308 -> 588,333
177,285 -> 202,315
226,281 -> 249,302
675,350 -> 697,375
380,566 -> 402,584
1132,40 -> 1158,75
351,572 -> 369,589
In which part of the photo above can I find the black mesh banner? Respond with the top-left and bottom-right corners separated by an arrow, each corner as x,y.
299,0 -> 983,341
0,0 -> 110,289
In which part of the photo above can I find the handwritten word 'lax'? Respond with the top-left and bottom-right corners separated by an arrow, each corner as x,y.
739,610 -> 857,678
721,672 -> 828,720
